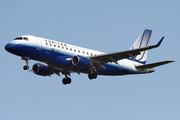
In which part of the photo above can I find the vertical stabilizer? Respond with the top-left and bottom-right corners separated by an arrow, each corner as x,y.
130,29 -> 152,64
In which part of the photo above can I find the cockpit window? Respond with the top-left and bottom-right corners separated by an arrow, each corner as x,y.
14,37 -> 29,41
14,37 -> 23,40
23,37 -> 28,41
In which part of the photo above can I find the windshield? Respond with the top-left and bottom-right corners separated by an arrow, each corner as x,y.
14,37 -> 29,41
14,37 -> 23,40
23,37 -> 28,41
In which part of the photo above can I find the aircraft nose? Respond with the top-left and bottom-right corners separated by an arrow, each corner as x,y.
5,43 -> 14,52
5,44 -> 10,51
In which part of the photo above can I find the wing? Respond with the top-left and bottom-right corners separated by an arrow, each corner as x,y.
90,37 -> 164,64
135,60 -> 174,69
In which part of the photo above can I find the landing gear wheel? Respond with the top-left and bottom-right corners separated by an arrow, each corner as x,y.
66,77 -> 71,84
23,65 -> 29,70
62,77 -> 72,85
92,72 -> 97,79
88,71 -> 98,80
62,78 -> 67,85
88,73 -> 93,80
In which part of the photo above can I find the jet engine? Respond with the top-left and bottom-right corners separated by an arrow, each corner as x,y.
32,63 -> 50,76
72,55 -> 90,68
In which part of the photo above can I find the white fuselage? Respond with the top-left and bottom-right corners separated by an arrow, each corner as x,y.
6,35 -> 143,76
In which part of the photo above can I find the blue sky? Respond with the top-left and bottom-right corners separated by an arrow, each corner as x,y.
0,0 -> 179,120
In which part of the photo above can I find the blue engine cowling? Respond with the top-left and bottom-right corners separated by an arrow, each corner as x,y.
72,55 -> 90,68
32,63 -> 50,76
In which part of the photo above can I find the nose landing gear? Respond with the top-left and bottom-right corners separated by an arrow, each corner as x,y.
23,65 -> 29,70
22,56 -> 30,70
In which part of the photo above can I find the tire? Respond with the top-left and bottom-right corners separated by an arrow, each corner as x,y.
62,78 -> 67,85
67,77 -> 71,84
88,73 -> 93,80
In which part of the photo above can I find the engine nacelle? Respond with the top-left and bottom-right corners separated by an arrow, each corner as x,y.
72,55 -> 90,68
32,63 -> 50,76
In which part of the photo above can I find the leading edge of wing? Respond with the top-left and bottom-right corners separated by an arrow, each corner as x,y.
90,37 -> 164,64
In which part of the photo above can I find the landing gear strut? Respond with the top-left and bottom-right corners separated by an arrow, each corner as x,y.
22,56 -> 30,70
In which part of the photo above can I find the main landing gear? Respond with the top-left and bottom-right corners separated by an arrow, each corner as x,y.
62,71 -> 98,85
62,77 -> 71,85
22,56 -> 30,70
62,73 -> 72,85
88,70 -> 98,80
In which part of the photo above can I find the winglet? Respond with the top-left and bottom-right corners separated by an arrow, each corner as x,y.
156,36 -> 164,47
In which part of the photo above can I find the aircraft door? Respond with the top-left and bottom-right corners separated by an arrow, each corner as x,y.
35,37 -> 42,50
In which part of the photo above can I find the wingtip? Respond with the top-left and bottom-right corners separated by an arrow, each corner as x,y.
165,60 -> 175,64
168,60 -> 175,63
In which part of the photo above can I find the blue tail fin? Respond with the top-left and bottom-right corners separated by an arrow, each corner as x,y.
130,29 -> 152,64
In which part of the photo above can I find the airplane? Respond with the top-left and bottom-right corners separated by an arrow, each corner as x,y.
5,29 -> 174,85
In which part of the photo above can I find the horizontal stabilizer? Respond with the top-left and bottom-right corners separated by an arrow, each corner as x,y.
136,60 -> 174,69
